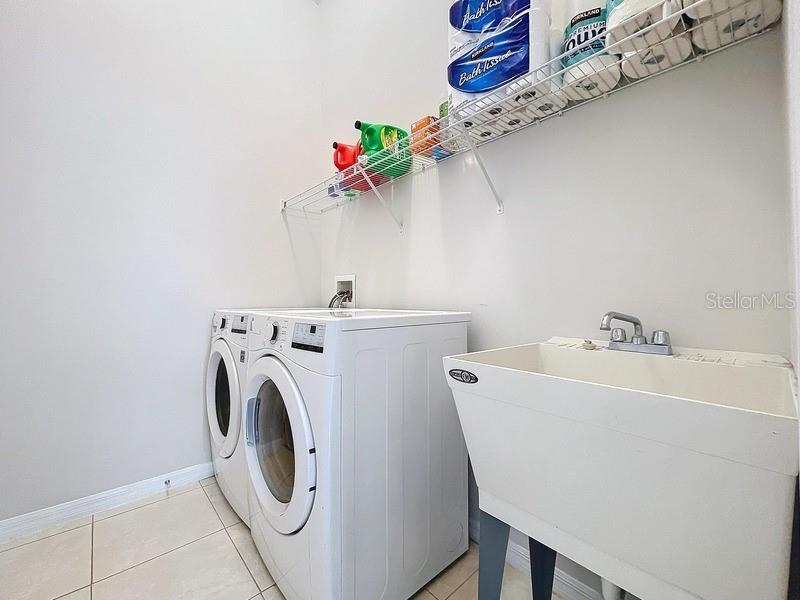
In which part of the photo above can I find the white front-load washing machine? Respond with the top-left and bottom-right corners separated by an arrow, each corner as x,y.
243,309 -> 471,600
206,310 -> 251,526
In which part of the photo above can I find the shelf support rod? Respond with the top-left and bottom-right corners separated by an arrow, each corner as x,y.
355,165 -> 404,234
460,124 -> 504,215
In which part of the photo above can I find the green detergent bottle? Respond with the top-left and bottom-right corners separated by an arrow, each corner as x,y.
355,120 -> 411,178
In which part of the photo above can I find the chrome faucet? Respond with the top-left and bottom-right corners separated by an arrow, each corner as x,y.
600,311 -> 673,356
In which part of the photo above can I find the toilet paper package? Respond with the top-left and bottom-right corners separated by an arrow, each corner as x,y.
448,7 -> 551,113
690,0 -> 782,50
620,34 -> 691,78
606,0 -> 685,54
449,0 -> 532,33
448,0 -> 531,69
560,0 -> 621,100
450,30 -> 481,61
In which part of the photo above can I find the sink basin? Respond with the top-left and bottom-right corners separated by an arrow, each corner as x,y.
444,337 -> 798,600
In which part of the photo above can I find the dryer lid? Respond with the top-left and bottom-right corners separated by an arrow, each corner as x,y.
265,308 -> 471,331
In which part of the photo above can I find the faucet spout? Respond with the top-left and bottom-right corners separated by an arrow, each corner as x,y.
600,311 -> 643,337
599,311 -> 672,355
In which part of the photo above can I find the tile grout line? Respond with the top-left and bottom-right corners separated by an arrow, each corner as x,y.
90,528 -> 223,585
200,479 -> 262,593
93,484 -> 199,523
199,480 -> 228,531
83,481 -> 227,587
52,585 -> 91,600
90,514 -> 94,599
223,524 -> 261,593
0,521 -> 90,555
432,562 -> 478,600
444,569 -> 477,600
40,524 -> 98,600
0,482 -> 201,551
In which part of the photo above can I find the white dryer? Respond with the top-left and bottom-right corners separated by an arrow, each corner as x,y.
206,311 -> 251,525
243,309 -> 471,600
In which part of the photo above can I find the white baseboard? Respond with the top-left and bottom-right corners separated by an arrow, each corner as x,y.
0,462 -> 214,544
506,539 -> 603,600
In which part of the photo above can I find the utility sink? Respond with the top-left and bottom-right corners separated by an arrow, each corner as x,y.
445,337 -> 798,600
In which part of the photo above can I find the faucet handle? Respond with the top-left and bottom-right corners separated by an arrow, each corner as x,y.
610,327 -> 627,342
651,330 -> 671,346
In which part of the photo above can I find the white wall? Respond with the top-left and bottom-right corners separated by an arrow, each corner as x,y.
786,0 -> 800,379
0,0 -> 326,520
316,0 -> 792,593
318,26 -> 791,358
1,1 -> 794,596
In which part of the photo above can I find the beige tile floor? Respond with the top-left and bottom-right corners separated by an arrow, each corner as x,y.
0,476 -> 564,600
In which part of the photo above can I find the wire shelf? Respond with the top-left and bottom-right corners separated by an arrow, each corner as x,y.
281,0 -> 781,219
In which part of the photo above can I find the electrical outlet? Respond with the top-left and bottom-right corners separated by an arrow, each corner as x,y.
335,274 -> 356,308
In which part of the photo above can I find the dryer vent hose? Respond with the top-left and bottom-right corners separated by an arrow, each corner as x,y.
328,291 -> 352,309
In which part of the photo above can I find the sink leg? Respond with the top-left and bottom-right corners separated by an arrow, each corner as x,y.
479,511 -> 510,600
788,477 -> 800,599
529,537 -> 557,600
601,579 -> 626,600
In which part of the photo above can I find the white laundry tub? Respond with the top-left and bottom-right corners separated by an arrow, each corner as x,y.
444,337 -> 798,600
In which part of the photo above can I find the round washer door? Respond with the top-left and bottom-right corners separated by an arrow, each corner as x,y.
206,338 -> 241,459
244,356 -> 316,535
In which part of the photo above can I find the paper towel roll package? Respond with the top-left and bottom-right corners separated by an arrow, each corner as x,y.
464,120 -> 503,141
517,27 -> 569,118
506,15 -> 568,119
508,73 -> 569,118
560,0 -> 621,100
620,33 -> 692,78
684,0 -> 780,20
530,7 -> 552,74
690,0 -> 782,50
563,55 -> 621,99
524,83 -> 570,116
500,110 -> 535,130
606,0 -> 685,54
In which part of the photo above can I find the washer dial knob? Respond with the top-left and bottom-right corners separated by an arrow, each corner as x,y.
269,322 -> 279,343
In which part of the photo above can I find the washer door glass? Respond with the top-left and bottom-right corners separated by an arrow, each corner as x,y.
206,338 -> 241,459
215,360 -> 231,436
255,379 -> 295,504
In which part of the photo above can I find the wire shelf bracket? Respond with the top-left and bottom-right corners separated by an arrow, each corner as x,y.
356,164 -> 404,233
459,122 -> 504,215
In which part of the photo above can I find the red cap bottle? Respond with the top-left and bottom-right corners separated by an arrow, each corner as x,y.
332,141 -> 362,171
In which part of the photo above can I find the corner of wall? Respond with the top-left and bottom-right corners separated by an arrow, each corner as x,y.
784,6 -> 800,380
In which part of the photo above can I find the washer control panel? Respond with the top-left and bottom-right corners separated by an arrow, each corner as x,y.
291,323 -> 326,354
231,314 -> 249,335
215,313 -> 249,341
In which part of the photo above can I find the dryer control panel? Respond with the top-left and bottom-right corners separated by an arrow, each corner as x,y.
263,319 -> 290,350
291,323 -> 326,354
